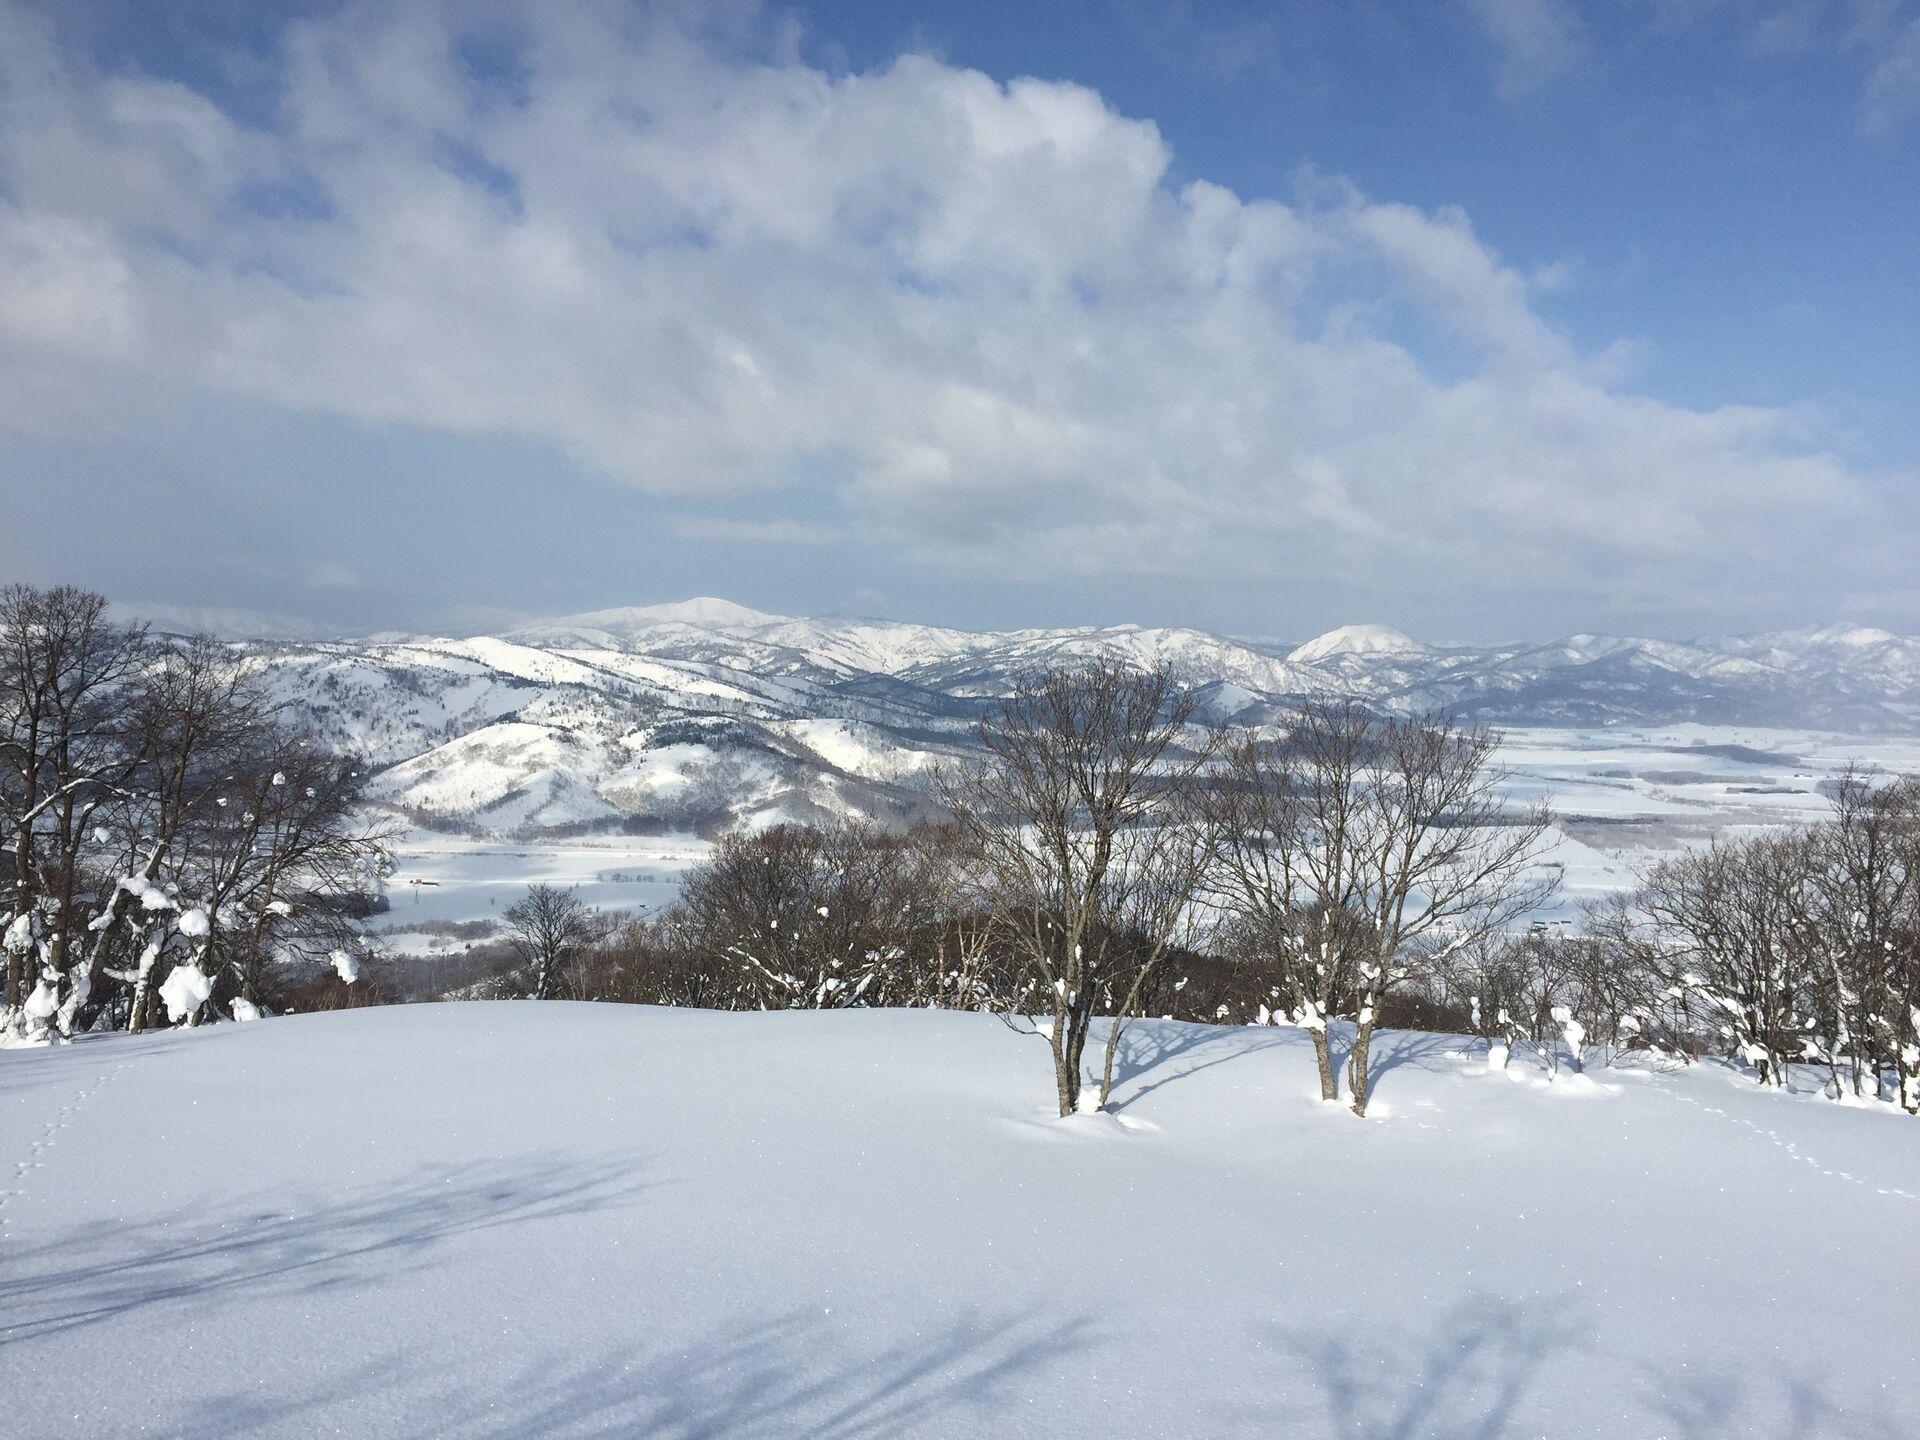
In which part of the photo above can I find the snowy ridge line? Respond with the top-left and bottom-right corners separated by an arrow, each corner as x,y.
207,597 -> 1920,840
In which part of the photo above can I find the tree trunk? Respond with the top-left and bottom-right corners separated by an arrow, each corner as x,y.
127,965 -> 152,1035
1051,1019 -> 1076,1117
1348,1020 -> 1376,1116
1064,1014 -> 1088,1114
10,825 -> 34,1011
1897,1026 -> 1919,1115
1097,1016 -> 1126,1110
1311,1026 -> 1338,1102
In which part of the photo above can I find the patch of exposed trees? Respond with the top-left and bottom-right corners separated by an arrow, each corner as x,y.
1,585 -> 391,1041
535,662 -> 1558,1119
527,662 -> 1920,1118
1396,773 -> 1920,1113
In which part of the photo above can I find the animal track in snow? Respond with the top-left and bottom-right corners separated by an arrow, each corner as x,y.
3,1061 -> 130,1234
1668,1086 -> 1917,1203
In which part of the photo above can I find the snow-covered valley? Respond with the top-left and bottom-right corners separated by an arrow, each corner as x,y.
217,597 -> 1920,953
247,599 -> 1920,844
3,1003 -> 1914,1438
365,723 -> 1920,957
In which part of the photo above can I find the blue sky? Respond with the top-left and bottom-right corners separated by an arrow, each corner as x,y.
2,0 -> 1916,641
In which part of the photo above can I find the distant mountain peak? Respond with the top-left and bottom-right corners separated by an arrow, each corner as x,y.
508,597 -> 788,642
594,596 -> 785,629
1287,624 -> 1427,665
1797,623 -> 1899,649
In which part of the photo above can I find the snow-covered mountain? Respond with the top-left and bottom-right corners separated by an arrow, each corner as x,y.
236,600 -> 1920,837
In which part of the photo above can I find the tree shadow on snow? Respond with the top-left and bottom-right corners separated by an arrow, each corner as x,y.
1258,1295 -> 1906,1440
1101,1020 -> 1292,1114
152,1305 -> 1100,1440
1257,1293 -> 1591,1440
1102,1021 -> 1463,1116
1366,1031 -> 1475,1083
0,1152 -> 653,1348
1635,1351 -> 1914,1440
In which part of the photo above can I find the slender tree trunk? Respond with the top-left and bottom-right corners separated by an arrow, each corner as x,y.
1064,1013 -> 1089,1114
1098,957 -> 1166,1109
127,965 -> 153,1035
1097,1015 -> 1128,1110
1050,1009 -> 1076,1117
1898,1019 -> 1919,1115
1348,1020 -> 1377,1116
10,813 -> 35,1012
1311,1026 -> 1338,1102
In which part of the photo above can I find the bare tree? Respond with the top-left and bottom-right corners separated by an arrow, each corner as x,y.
893,822 -> 1004,1012
669,822 -> 922,1009
208,738 -> 392,1017
938,661 -> 1215,1117
1629,833 -> 1821,1087
0,585 -> 149,1039
505,884 -> 594,1000
82,636 -> 275,1029
124,727 -> 388,1029
1811,769 -> 1920,1101
1206,699 -> 1555,1115
1607,787 -> 1920,1103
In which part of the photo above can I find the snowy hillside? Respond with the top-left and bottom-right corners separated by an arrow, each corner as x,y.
3,1004 -> 1914,1438
222,599 -> 1920,839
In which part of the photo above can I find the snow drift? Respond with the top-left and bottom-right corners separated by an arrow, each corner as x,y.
1,1004 -> 1914,1438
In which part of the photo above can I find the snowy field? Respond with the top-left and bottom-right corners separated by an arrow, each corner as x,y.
1496,724 -> 1920,919
370,726 -> 1920,950
3,1003 -> 1916,1438
375,833 -> 709,957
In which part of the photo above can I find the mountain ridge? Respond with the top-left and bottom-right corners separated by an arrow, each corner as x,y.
228,599 -> 1920,838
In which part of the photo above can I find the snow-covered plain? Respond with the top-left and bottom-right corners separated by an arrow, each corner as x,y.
376,832 -> 707,957
1495,725 -> 1920,920
3,1004 -> 1915,1438
368,727 -> 1920,950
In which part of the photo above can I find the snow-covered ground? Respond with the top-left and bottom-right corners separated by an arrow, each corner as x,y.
3,1004 -> 1914,1437
369,727 -> 1920,950
1493,726 -> 1920,921
375,832 -> 708,956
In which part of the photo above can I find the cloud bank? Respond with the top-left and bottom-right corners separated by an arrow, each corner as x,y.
0,0 -> 1909,629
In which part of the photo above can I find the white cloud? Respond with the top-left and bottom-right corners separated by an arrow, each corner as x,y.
1464,0 -> 1590,97
1859,8 -> 1920,134
109,599 -> 333,641
1645,0 -> 1920,135
0,0 -> 1907,627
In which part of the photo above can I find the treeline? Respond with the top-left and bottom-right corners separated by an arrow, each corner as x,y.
1575,770 -> 1920,1105
501,666 -> 1558,1118
506,666 -> 1920,1118
1,585 -> 388,1041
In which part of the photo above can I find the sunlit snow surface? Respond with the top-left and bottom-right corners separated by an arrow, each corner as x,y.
2,1005 -> 1915,1437
378,833 -> 709,956
1494,725 -> 1920,920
